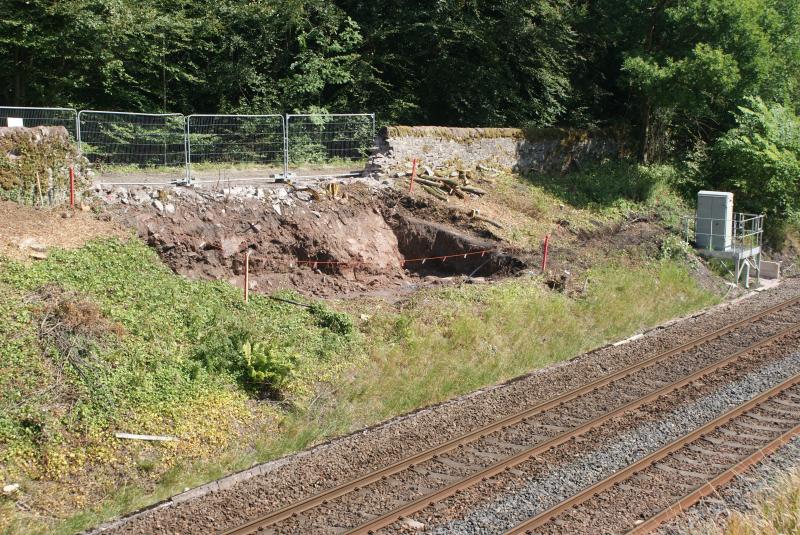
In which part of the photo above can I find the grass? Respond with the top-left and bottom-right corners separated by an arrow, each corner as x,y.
695,468 -> 800,534
525,161 -> 689,227
91,158 -> 365,178
336,258 -> 717,423
476,161 -> 690,251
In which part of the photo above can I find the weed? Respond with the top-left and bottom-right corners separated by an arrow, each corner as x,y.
660,234 -> 694,261
695,469 -> 800,534
524,161 -> 688,225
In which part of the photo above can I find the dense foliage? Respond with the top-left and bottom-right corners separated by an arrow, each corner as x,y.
1,0 -> 799,221
3,1 -> 793,130
712,97 -> 800,242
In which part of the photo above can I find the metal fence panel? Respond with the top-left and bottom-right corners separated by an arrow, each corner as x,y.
77,110 -> 187,184
285,113 -> 375,178
2,107 -> 377,184
186,114 -> 285,182
0,106 -> 78,138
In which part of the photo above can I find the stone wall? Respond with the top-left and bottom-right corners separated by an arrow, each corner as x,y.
369,125 -> 627,176
0,126 -> 86,205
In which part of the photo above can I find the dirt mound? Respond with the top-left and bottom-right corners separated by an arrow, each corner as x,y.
112,183 -> 527,297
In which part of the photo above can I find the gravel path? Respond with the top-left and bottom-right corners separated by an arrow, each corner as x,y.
87,279 -> 800,535
426,352 -> 800,534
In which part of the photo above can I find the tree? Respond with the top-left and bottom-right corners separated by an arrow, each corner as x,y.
335,0 -> 577,126
575,0 -> 800,162
712,97 -> 800,230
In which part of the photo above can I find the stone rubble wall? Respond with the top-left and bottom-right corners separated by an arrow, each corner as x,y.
368,125 -> 627,176
0,126 -> 87,205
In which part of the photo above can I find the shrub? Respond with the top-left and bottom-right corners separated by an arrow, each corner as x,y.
308,302 -> 354,335
711,96 -> 800,244
241,341 -> 296,397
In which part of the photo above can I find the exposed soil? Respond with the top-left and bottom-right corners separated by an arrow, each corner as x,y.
0,200 -> 128,261
106,183 -> 528,298
94,177 -> 733,301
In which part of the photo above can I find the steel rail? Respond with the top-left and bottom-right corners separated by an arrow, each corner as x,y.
345,323 -> 800,535
221,296 -> 800,535
503,374 -> 800,534
626,424 -> 800,534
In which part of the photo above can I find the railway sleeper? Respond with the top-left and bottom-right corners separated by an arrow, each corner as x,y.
410,467 -> 464,484
433,456 -> 477,472
532,424 -> 572,434
771,398 -> 800,410
653,464 -> 716,480
736,420 -> 789,434
686,444 -> 742,460
701,436 -> 755,449
542,413 -> 587,428
762,405 -> 800,417
479,437 -> 529,452
744,412 -> 799,426
717,427 -> 775,442
462,446 -> 509,462
668,453 -> 730,470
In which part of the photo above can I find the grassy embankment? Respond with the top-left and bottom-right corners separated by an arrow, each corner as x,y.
695,468 -> 800,534
0,162 -> 720,534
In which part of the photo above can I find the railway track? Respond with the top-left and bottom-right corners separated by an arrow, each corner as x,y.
505,374 -> 800,534
222,296 -> 800,535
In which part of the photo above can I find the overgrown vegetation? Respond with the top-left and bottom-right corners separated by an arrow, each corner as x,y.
712,98 -> 800,246
476,161 -> 690,255
528,162 -> 679,211
0,128 -> 83,203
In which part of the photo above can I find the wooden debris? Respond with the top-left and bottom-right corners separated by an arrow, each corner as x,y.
469,209 -> 504,229
421,184 -> 448,201
437,177 -> 461,188
450,187 -> 466,199
460,185 -> 487,195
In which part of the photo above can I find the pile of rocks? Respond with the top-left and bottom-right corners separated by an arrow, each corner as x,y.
92,182 -> 330,216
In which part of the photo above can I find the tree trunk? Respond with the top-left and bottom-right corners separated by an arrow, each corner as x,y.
639,97 -> 652,164
13,48 -> 21,106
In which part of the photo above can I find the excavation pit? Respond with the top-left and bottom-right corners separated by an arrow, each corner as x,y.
110,184 -> 527,298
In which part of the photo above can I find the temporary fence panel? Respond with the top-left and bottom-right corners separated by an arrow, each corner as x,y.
77,110 -> 186,183
186,114 -> 285,182
285,113 -> 375,178
0,106 -> 78,138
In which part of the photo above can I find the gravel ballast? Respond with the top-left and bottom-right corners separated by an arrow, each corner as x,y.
655,435 -> 800,534
428,353 -> 800,534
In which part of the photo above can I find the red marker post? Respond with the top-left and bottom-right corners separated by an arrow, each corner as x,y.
541,234 -> 550,273
69,166 -> 75,210
409,159 -> 418,193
